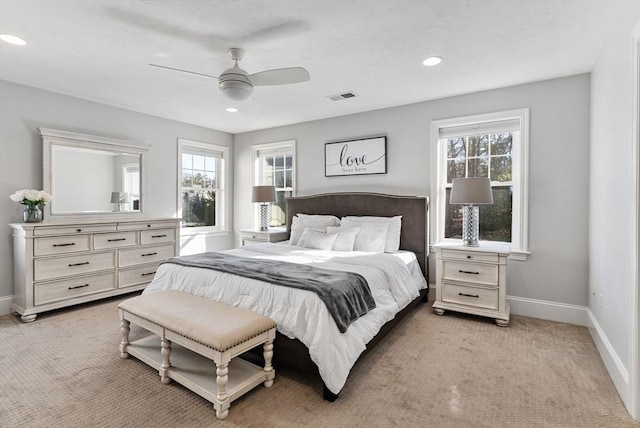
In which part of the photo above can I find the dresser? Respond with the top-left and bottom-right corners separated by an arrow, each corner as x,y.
10,218 -> 180,322
240,228 -> 288,246
432,242 -> 510,327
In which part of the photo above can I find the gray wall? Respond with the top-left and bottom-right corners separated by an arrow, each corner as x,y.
234,74 -> 591,307
0,80 -> 234,305
590,14 -> 639,402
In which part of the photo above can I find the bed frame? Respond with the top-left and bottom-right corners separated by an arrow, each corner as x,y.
274,192 -> 430,401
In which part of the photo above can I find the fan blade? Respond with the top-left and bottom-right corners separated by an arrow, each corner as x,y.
148,64 -> 218,79
250,67 -> 310,86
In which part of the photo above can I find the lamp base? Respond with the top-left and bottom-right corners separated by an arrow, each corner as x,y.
461,205 -> 480,247
259,203 -> 269,231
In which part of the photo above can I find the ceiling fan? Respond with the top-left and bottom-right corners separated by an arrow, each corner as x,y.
149,48 -> 310,101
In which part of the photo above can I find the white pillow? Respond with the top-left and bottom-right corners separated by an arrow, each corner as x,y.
326,226 -> 360,252
290,214 -> 340,245
296,226 -> 328,247
341,215 -> 402,253
301,230 -> 338,251
347,221 -> 389,252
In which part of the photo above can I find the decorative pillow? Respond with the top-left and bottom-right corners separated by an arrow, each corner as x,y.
301,230 -> 338,251
344,221 -> 389,252
290,214 -> 340,245
326,226 -> 360,252
341,215 -> 402,253
296,226 -> 328,247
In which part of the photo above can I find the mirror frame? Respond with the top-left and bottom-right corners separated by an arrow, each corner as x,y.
41,127 -> 148,220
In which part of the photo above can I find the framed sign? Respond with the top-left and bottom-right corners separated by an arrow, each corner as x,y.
325,136 -> 387,177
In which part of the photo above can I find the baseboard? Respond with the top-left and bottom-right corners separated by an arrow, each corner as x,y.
0,295 -> 14,316
587,309 -> 631,409
507,295 -> 589,326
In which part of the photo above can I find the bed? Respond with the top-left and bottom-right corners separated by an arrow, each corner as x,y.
144,192 -> 429,400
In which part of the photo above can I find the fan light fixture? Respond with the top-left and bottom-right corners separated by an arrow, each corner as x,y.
225,107 -> 238,113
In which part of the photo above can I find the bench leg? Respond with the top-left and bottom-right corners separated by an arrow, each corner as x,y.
160,337 -> 172,384
215,362 -> 230,420
119,318 -> 130,359
263,340 -> 274,388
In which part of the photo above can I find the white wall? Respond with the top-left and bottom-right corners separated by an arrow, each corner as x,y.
589,11 -> 640,413
0,80 -> 235,310
234,74 -> 591,309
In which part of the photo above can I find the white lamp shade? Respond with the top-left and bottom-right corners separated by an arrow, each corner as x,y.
251,185 -> 276,203
450,178 -> 493,204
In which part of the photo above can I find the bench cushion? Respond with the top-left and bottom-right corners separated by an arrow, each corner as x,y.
119,290 -> 276,352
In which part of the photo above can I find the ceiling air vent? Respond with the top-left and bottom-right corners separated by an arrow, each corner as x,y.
328,92 -> 357,101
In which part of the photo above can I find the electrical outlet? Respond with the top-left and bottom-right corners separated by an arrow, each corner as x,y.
598,293 -> 604,309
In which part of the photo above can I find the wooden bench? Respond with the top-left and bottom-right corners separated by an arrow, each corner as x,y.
118,290 -> 276,420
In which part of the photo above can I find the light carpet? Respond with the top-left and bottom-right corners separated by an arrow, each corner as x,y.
0,295 -> 635,428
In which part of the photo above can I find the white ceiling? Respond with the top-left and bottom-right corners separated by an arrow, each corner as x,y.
0,0 -> 637,134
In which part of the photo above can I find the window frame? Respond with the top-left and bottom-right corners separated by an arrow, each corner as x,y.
252,140 -> 296,228
177,138 -> 230,236
430,108 -> 530,260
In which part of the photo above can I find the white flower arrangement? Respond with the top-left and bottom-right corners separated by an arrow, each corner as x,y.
9,189 -> 52,207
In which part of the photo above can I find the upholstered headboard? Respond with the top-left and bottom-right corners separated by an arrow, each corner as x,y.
285,193 -> 429,279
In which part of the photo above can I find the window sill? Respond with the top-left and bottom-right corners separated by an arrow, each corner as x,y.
430,239 -> 529,261
180,227 -> 230,238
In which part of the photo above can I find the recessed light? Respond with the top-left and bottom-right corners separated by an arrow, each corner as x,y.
422,56 -> 442,66
225,107 -> 238,113
0,34 -> 27,46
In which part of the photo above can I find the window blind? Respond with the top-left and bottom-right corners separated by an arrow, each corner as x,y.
439,119 -> 520,139
256,146 -> 292,158
182,145 -> 224,158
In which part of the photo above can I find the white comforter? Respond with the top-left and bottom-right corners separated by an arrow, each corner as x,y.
143,242 -> 427,394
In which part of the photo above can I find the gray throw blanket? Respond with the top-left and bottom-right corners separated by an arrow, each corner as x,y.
162,252 -> 375,333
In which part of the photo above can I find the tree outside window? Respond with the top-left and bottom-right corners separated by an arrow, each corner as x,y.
181,152 -> 218,227
444,133 -> 513,242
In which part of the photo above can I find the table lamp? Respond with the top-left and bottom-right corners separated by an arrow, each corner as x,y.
251,185 -> 276,231
111,192 -> 129,212
450,178 -> 493,247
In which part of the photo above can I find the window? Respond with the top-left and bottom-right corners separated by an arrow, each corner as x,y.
431,109 -> 529,259
122,163 -> 140,211
253,141 -> 296,227
178,139 -> 228,231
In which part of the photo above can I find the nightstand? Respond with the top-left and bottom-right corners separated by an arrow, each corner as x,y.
432,242 -> 510,327
240,228 -> 288,246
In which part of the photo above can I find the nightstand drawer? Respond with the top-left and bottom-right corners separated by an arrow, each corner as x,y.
441,249 -> 499,263
442,283 -> 499,310
442,260 -> 498,286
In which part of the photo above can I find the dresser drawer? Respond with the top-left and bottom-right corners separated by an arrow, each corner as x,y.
441,249 -> 499,263
34,235 -> 91,256
442,260 -> 499,286
117,220 -> 177,231
118,244 -> 175,267
94,231 -> 138,249
33,224 -> 116,236
118,263 -> 161,288
35,272 -> 116,305
140,228 -> 175,245
442,282 -> 499,310
34,251 -> 116,281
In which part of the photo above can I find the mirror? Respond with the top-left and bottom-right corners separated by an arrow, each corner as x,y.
41,128 -> 147,218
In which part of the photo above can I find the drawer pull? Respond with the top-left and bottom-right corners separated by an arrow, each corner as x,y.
76,229 -> 82,232
467,255 -> 472,259
141,252 -> 158,257
458,292 -> 480,298
68,283 -> 90,290
141,271 -> 156,276
68,261 -> 90,267
53,243 -> 76,247
107,238 -> 127,242
151,234 -> 167,238
458,270 -> 480,275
